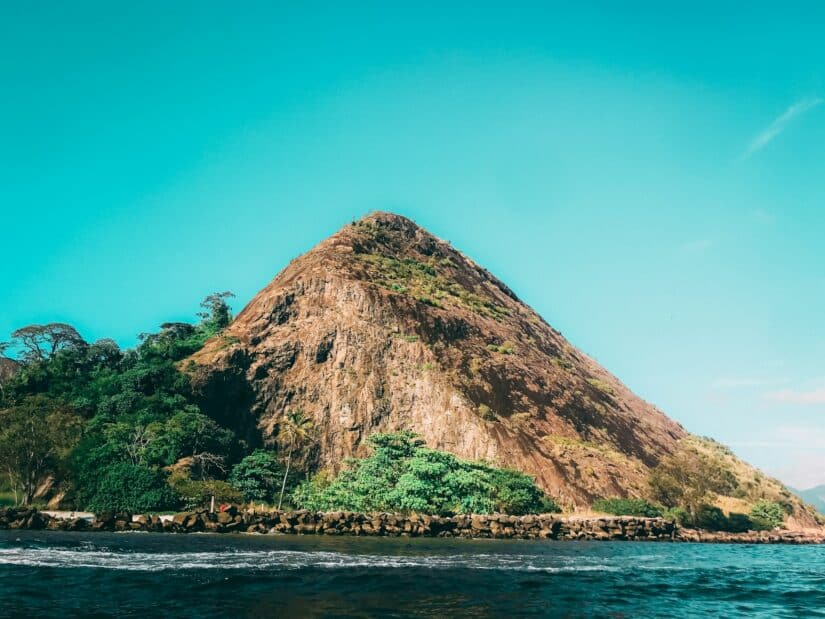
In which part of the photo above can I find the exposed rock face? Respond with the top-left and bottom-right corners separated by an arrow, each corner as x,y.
188,212 -> 690,508
0,357 -> 19,392
185,212 -> 821,525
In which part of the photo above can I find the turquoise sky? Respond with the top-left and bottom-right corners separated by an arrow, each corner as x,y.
2,2 -> 824,488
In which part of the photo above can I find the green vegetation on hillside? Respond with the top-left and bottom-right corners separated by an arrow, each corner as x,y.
356,252 -> 509,319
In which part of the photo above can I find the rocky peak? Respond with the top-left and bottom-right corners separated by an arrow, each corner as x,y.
186,212 -> 812,521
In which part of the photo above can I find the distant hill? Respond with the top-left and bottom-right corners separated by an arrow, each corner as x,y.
793,486 -> 825,515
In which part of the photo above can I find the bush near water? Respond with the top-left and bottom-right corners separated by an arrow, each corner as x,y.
294,431 -> 559,516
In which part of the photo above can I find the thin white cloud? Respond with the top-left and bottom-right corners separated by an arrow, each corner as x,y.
730,426 -> 825,450
712,377 -> 765,388
711,375 -> 789,389
744,97 -> 822,158
765,388 -> 825,405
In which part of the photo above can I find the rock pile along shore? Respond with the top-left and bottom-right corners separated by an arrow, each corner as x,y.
2,507 -> 823,544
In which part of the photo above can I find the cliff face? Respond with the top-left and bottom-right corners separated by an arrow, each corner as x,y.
188,212 -> 690,507
186,212 -> 816,524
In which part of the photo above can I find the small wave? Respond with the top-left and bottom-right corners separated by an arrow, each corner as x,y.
0,547 -> 657,573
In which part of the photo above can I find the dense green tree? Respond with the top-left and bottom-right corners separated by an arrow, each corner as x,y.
750,500 -> 785,528
692,505 -> 729,530
10,323 -> 86,363
726,512 -> 755,533
83,462 -> 178,513
229,450 -> 284,503
294,431 -> 558,515
0,396 -> 82,504
197,291 -> 235,333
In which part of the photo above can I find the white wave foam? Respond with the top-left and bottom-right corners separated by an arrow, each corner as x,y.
0,547 -> 638,573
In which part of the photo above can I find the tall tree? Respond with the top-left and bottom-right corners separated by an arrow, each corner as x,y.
277,409 -> 314,509
10,323 -> 86,363
197,291 -> 236,331
0,396 -> 81,505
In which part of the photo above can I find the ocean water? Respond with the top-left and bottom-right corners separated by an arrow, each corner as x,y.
1,531 -> 823,618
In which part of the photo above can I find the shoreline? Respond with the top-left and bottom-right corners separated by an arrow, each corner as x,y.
2,506 -> 823,544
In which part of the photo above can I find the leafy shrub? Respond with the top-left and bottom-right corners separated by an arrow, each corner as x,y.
294,431 -> 558,516
750,500 -> 785,528
586,378 -> 615,396
693,505 -> 729,531
725,512 -> 755,533
664,505 -> 763,532
592,497 -> 663,517
486,342 -> 515,354
489,468 -> 560,514
662,506 -> 691,526
692,505 -> 761,532
229,450 -> 284,503
749,516 -> 775,531
168,471 -> 242,511
83,462 -> 178,513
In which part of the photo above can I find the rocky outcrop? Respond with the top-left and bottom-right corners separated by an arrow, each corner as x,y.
3,507 -> 824,543
182,212 -> 817,522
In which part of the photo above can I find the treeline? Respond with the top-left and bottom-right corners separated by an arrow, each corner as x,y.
0,293 -> 260,511
0,296 -> 557,516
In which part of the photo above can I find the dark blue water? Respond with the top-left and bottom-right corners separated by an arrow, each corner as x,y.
1,531 -> 823,618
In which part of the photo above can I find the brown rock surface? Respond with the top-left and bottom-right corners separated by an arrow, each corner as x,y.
0,357 -> 19,392
184,212 -> 810,516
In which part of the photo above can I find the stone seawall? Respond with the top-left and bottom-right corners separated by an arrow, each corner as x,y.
2,507 -> 823,543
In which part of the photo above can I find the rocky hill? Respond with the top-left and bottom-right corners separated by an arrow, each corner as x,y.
187,212 -> 817,522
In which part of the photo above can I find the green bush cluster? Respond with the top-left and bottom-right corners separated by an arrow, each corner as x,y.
486,342 -> 515,354
293,431 -> 559,516
692,505 -> 777,532
82,462 -> 179,513
749,500 -> 786,528
229,450 -> 286,504
662,504 -> 775,532
592,497 -> 663,517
